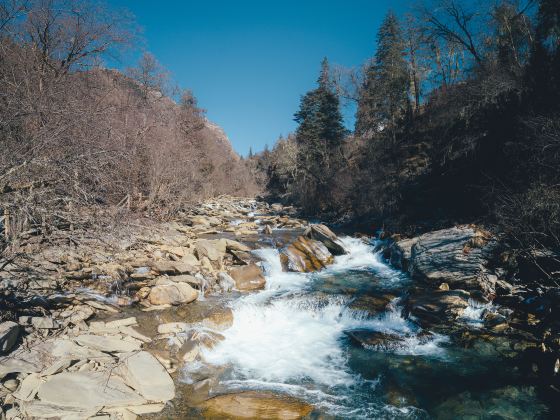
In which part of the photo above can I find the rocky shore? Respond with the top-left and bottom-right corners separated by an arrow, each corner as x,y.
1,197 -> 558,418
0,197 -> 348,419
384,225 -> 560,401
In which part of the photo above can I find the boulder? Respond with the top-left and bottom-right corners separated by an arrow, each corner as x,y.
345,330 -> 406,351
229,264 -> 266,291
389,237 -> 419,271
168,274 -> 201,288
195,240 -> 224,262
224,239 -> 251,252
405,289 -> 471,328
151,260 -> 195,276
199,391 -> 314,419
148,282 -> 198,305
0,321 -> 20,354
37,371 -> 146,409
304,224 -> 347,256
280,236 -> 333,272
117,351 -> 175,402
407,226 -> 498,296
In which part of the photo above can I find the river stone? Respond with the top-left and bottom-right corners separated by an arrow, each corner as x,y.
148,282 -> 198,305
407,226 -> 498,296
304,224 -> 347,256
74,334 -> 141,353
117,351 -> 175,402
224,239 -> 251,252
280,236 -> 333,272
229,264 -> 266,291
389,237 -> 419,271
406,289 -> 471,328
0,321 -> 20,354
199,391 -> 314,419
37,371 -> 146,408
151,261 -> 195,276
345,330 -> 406,350
195,240 -> 224,262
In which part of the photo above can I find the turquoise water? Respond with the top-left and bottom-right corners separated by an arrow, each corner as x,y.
184,237 -> 551,419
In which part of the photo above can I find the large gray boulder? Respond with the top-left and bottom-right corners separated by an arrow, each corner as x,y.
405,226 -> 498,296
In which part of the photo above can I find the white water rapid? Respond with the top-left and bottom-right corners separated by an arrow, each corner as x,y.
186,237 -> 447,418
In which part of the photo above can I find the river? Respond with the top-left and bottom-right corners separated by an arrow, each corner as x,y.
177,236 -> 549,418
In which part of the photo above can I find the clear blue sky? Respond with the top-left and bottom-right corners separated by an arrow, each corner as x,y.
107,0 -> 408,156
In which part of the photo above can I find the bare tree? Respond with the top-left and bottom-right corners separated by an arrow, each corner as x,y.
419,0 -> 486,68
127,51 -> 170,99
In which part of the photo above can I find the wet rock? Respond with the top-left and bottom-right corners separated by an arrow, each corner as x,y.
148,282 -> 198,305
217,272 -> 235,292
389,237 -> 419,271
229,263 -> 266,291
198,391 -> 314,419
117,351 -> 175,402
346,330 -> 406,350
406,289 -> 470,328
304,224 -> 347,256
280,236 -> 333,272
408,226 -> 498,296
201,307 -> 234,331
349,294 -> 396,315
0,321 -> 19,354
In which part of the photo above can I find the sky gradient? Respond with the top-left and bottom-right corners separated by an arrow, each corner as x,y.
108,0 -> 408,156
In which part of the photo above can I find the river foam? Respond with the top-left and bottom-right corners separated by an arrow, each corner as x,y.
193,236 -> 445,417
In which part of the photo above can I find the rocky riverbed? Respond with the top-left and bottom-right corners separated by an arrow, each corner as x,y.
1,197 -> 558,419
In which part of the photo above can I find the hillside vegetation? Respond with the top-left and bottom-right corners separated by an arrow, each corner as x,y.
255,0 -> 560,283
0,0 -> 258,249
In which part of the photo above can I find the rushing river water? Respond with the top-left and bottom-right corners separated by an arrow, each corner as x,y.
181,236 -> 550,419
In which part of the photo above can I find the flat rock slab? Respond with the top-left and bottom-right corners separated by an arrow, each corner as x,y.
117,351 -> 175,402
37,371 -> 146,409
74,335 -> 141,353
199,391 -> 314,419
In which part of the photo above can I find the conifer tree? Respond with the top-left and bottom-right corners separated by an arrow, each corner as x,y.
292,57 -> 346,211
356,11 -> 410,137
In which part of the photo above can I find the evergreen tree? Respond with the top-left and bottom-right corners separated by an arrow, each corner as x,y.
356,11 -> 410,137
248,146 -> 253,158
292,57 -> 346,212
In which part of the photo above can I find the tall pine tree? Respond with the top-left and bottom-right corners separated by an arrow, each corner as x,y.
356,11 -> 410,138
293,57 -> 346,212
